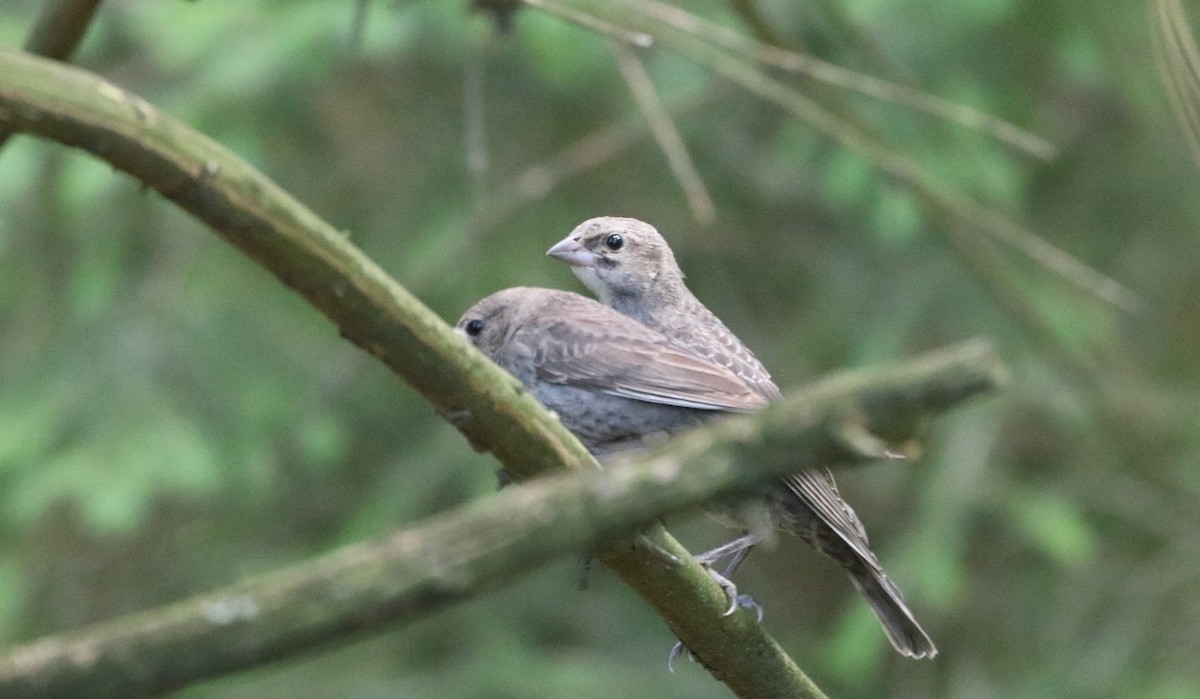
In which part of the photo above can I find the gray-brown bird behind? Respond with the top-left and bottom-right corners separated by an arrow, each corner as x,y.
548,216 -> 937,659
456,287 -> 768,459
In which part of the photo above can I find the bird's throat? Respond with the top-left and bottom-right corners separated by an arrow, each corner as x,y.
572,267 -> 614,306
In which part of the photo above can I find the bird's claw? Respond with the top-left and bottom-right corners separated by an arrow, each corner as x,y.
665,596 -> 763,672
737,593 -> 764,623
667,640 -> 695,672
703,564 -> 749,616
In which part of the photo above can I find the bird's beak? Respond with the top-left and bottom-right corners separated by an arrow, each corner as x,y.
546,236 -> 599,268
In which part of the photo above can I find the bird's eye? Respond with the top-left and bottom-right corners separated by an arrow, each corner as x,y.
464,319 -> 485,336
604,233 -> 624,251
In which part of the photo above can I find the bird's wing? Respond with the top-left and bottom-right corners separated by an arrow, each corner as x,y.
647,301 -> 782,403
531,317 -> 770,413
679,325 -> 782,402
782,468 -> 879,566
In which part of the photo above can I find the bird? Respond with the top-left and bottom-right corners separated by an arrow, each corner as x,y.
456,287 -> 769,459
547,216 -> 937,659
459,286 -> 780,657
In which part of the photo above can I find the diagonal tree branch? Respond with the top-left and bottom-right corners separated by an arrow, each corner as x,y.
0,47 -> 801,697
0,45 -> 591,481
0,340 -> 1006,698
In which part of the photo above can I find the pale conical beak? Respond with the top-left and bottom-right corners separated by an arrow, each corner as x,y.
546,237 -> 599,268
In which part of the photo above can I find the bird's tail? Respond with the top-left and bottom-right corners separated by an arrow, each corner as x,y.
847,564 -> 938,659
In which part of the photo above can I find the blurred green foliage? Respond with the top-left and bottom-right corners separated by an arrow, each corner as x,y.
1,0 -> 1199,697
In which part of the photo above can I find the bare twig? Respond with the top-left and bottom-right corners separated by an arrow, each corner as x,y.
727,0 -> 784,52
464,28 -> 491,223
0,49 -> 802,699
1152,0 -> 1200,171
348,0 -> 371,51
0,0 -> 103,150
634,0 -> 1056,159
524,0 -> 653,47
807,0 -> 917,85
612,41 -> 716,225
492,88 -> 714,221
406,88 -> 715,295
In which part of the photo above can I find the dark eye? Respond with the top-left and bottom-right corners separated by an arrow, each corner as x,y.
604,233 -> 624,251
464,319 -> 485,336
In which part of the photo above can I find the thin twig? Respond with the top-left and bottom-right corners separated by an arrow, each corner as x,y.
1152,0 -> 1200,172
524,0 -> 653,47
807,0 -> 917,85
0,49 -> 813,699
0,0 -> 103,151
612,41 -> 716,225
406,88 -> 715,295
348,0 -> 371,51
636,0 -> 1057,160
466,86 -> 714,228
464,27 -> 491,224
727,0 -> 783,49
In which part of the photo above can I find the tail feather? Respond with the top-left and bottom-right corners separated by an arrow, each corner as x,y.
849,567 -> 938,659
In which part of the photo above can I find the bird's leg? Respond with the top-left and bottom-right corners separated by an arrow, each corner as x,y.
667,539 -> 764,672
668,532 -> 768,671
694,532 -> 759,567
694,532 -> 762,617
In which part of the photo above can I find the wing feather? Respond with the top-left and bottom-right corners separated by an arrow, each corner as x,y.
529,314 -> 768,413
782,469 -> 879,567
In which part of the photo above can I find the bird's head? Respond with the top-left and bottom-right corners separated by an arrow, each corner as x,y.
455,287 -> 532,360
546,217 -> 684,305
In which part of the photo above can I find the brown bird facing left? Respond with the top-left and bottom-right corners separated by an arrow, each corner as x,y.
456,287 -> 768,459
548,216 -> 937,659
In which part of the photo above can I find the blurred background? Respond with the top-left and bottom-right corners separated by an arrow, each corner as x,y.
1,1 -> 1198,697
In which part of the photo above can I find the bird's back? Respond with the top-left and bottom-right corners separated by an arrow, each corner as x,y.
613,293 -> 781,402
613,286 -> 887,599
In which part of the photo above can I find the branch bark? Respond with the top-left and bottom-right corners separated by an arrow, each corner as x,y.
0,340 -> 1005,697
0,46 -> 807,696
0,46 -> 1007,698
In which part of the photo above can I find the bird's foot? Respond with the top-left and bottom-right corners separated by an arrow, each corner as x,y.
701,563 -> 762,619
666,570 -> 763,672
737,593 -> 764,622
665,596 -> 764,672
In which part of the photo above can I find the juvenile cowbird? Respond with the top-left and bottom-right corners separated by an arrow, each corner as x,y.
456,287 -> 767,458
548,216 -> 937,659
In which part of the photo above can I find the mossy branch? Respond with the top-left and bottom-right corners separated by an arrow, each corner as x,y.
0,45 -> 801,696
0,340 -> 1004,697
0,48 -> 1006,697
